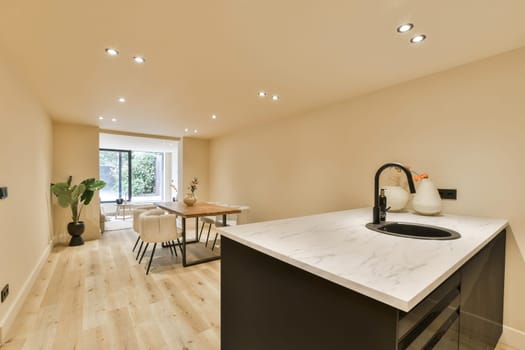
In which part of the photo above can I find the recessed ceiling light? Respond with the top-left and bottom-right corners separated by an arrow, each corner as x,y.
410,34 -> 426,44
184,128 -> 189,132
111,117 -> 117,122
194,129 -> 198,133
211,114 -> 217,119
133,56 -> 146,64
258,91 -> 267,97
271,95 -> 280,101
397,23 -> 413,33
105,48 -> 119,56
98,116 -> 104,120
118,97 -> 126,103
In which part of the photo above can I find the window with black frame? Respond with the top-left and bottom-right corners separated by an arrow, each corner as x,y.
99,149 -> 164,203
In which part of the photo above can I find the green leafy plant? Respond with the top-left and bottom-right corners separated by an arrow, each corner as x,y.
51,176 -> 106,223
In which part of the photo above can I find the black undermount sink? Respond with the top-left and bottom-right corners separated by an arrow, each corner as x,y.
365,222 -> 461,240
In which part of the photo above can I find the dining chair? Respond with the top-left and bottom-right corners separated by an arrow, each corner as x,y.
197,202 -> 221,242
200,204 -> 250,250
138,209 -> 183,274
132,207 -> 161,260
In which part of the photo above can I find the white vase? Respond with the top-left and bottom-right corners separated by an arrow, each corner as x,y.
183,193 -> 197,206
382,186 -> 409,211
412,179 -> 442,215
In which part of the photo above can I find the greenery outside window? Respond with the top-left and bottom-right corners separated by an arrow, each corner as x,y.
99,149 -> 164,203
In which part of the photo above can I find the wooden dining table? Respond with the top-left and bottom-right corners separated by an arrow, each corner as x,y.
155,201 -> 241,267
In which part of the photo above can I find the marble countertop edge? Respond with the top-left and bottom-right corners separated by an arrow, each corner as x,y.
219,230 -> 412,310
218,209 -> 509,312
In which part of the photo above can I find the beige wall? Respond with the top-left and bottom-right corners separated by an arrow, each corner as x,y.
52,123 -> 101,243
180,137 -> 209,202
210,48 -> 525,336
0,52 -> 52,341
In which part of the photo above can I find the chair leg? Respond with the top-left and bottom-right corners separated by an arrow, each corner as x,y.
168,242 -> 174,256
176,238 -> 184,256
132,236 -> 140,252
171,241 -> 178,257
146,243 -> 157,275
205,223 -> 212,247
136,241 -> 144,260
198,222 -> 205,241
212,233 -> 219,251
139,243 -> 149,264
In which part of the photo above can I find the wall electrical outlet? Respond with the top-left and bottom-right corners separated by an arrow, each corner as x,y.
438,189 -> 457,200
1,284 -> 9,303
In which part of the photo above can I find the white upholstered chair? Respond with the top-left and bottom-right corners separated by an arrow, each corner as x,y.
132,208 -> 150,258
138,209 -> 182,274
132,206 -> 160,260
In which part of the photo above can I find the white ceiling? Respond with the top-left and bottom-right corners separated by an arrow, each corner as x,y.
0,0 -> 524,138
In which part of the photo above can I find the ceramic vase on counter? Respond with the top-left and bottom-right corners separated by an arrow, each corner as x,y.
383,186 -> 409,211
412,178 -> 442,215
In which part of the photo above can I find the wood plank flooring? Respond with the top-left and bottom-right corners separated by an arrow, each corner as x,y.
2,228 -> 220,350
0,226 -> 518,350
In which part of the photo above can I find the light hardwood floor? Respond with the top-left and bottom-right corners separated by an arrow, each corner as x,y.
1,227 -> 518,350
2,228 -> 220,350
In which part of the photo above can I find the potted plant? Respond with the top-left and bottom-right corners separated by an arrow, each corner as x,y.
51,176 -> 106,246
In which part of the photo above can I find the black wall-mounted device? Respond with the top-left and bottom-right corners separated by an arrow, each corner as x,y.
438,188 -> 457,200
0,187 -> 8,199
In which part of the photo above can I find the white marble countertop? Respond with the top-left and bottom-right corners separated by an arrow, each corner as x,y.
218,208 -> 508,311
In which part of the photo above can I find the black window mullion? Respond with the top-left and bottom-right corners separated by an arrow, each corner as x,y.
118,151 -> 123,200
128,151 -> 132,202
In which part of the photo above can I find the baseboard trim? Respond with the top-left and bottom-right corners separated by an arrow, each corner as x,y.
499,324 -> 525,349
0,243 -> 51,345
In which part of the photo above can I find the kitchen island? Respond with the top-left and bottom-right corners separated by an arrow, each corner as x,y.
219,208 -> 508,349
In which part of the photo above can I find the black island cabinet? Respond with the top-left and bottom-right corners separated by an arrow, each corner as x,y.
221,230 -> 505,350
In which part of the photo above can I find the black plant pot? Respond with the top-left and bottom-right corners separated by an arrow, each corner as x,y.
67,221 -> 85,246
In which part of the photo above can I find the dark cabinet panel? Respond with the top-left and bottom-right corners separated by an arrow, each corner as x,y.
398,273 -> 460,350
398,272 -> 460,342
221,230 -> 506,350
460,231 -> 506,349
221,237 -> 398,350
434,317 -> 460,350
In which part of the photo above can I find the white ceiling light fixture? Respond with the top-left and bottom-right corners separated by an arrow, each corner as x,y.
258,91 -> 267,97
184,128 -> 189,132
410,34 -> 426,44
105,48 -> 119,56
194,129 -> 198,133
111,117 -> 117,122
397,23 -> 414,33
118,97 -> 126,103
271,95 -> 280,101
98,116 -> 104,120
133,56 -> 146,64
211,114 -> 217,119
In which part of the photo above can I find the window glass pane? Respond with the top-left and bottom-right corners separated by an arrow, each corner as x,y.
121,152 -> 130,200
131,151 -> 163,202
99,149 -> 162,203
99,150 -> 131,202
99,150 -> 119,202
